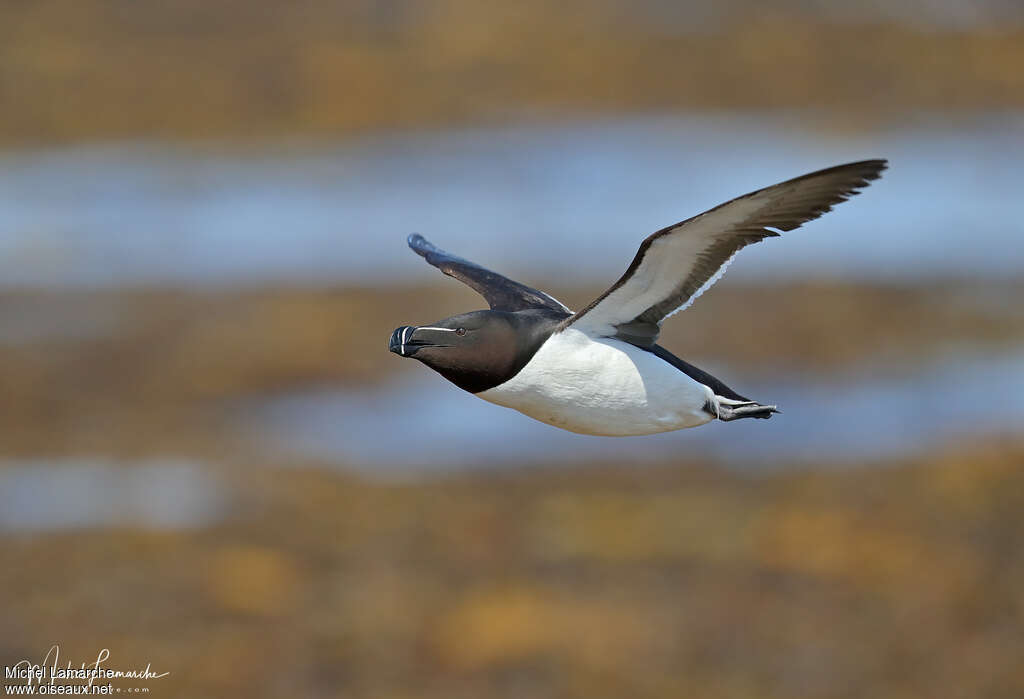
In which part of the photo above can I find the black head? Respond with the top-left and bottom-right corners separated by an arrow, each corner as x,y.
389,310 -> 559,393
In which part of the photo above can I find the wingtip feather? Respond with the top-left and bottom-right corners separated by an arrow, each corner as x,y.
407,232 -> 435,259
844,158 -> 888,183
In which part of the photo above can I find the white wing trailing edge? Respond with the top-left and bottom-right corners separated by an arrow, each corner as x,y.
562,159 -> 888,346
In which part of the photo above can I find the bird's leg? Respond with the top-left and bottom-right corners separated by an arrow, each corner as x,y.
715,401 -> 780,421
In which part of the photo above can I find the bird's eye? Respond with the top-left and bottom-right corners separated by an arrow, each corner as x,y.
455,327 -> 466,336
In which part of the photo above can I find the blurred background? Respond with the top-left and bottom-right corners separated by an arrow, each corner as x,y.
1,1 -> 1023,697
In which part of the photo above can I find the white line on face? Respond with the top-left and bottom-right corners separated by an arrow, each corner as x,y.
414,326 -> 458,333
401,326 -> 410,354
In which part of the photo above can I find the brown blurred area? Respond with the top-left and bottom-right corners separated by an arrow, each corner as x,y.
5,440 -> 1024,698
2,283 -> 1022,698
1,2 -> 1023,698
1,281 -> 1022,456
4,0 -> 1024,145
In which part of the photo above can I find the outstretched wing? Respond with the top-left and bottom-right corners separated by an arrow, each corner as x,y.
408,234 -> 571,314
563,159 -> 887,346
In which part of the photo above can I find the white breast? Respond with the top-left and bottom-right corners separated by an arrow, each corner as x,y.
476,328 -> 716,436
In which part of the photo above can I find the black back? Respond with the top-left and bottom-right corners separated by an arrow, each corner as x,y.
647,344 -> 750,402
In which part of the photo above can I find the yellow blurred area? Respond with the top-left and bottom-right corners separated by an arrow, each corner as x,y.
206,546 -> 301,617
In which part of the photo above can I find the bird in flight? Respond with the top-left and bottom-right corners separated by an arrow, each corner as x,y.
389,159 -> 887,436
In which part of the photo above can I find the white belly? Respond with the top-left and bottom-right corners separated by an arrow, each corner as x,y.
477,329 -> 715,436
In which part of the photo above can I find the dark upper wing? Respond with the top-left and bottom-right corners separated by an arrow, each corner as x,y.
563,159 -> 887,345
407,234 -> 572,314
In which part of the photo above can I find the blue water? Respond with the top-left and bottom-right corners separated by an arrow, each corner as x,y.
1,114 -> 1022,287
0,459 -> 225,531
247,351 -> 1024,472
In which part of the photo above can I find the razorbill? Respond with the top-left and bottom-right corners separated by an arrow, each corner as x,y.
389,159 -> 887,436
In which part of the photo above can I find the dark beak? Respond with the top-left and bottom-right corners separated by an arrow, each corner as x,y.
390,325 -> 455,357
389,326 -> 417,356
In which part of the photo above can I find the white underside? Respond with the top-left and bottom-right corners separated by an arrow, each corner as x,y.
477,328 -> 717,436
